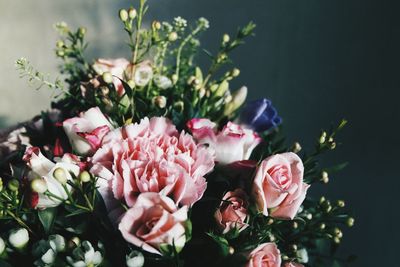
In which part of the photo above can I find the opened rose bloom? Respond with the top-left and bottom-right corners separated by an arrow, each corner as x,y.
23,147 -> 80,209
187,118 -> 261,165
92,58 -> 130,96
252,152 -> 310,219
119,192 -> 188,255
91,117 -> 215,217
214,189 -> 249,234
246,242 -> 281,267
63,107 -> 113,156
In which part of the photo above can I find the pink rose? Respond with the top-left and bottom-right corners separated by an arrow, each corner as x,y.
118,192 -> 188,255
252,152 -> 310,219
23,147 -> 80,209
187,119 -> 261,165
283,262 -> 304,267
93,58 -> 130,96
214,189 -> 249,234
91,117 -> 214,218
246,242 -> 281,267
63,107 -> 113,156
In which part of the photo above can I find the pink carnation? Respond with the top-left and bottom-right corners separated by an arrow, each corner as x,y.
91,117 -> 215,218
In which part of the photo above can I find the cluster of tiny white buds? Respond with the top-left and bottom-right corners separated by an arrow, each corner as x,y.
174,16 -> 187,28
198,17 -> 210,29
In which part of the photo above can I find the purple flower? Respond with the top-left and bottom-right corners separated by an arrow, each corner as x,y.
239,98 -> 282,132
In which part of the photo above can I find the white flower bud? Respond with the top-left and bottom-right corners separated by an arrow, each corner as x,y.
168,32 -> 178,42
128,8 -> 137,20
102,72 -> 113,84
49,234 -> 66,252
53,168 -> 68,185
296,248 -> 309,263
126,251 -> 145,267
0,178 -> 3,192
0,237 -> 5,255
79,171 -> 91,183
119,9 -> 129,22
231,68 -> 240,77
31,178 -> 48,194
222,34 -> 230,43
9,228 -> 29,249
152,96 -> 167,109
41,248 -> 56,264
134,64 -> 153,87
153,75 -> 172,90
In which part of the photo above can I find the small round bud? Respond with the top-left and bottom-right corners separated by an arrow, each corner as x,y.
319,196 -> 326,204
330,142 -> 337,150
267,218 -> 274,225
187,76 -> 196,85
319,131 -> 327,144
282,255 -> 289,261
0,237 -> 5,255
171,74 -> 178,85
337,200 -> 345,208
152,96 -> 167,109
119,9 -> 129,22
269,234 -> 276,242
31,179 -> 48,194
128,8 -> 137,20
0,178 -> 3,192
70,237 -> 80,248
306,213 -> 313,220
78,27 -> 86,37
347,217 -> 355,227
222,34 -> 230,43
292,221 -> 298,229
9,228 -> 29,249
79,171 -> 91,183
333,237 -> 341,244
168,32 -> 178,42
101,86 -> 110,96
56,40 -> 64,48
8,179 -> 19,192
292,142 -> 302,153
325,205 -> 332,213
292,244 -> 298,252
334,228 -> 343,238
152,20 -> 161,30
319,223 -> 326,230
228,246 -> 235,255
231,68 -> 240,77
127,80 -> 136,89
53,168 -> 67,185
56,50 -> 65,57
321,176 -> 329,184
102,72 -> 113,84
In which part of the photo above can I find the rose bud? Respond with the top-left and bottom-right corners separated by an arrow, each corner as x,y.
239,98 -> 282,133
215,189 -> 249,234
246,242 -> 281,267
9,228 -> 29,249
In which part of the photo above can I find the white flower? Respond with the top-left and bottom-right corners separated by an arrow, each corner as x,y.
41,248 -> 56,265
67,241 -> 103,267
134,63 -> 153,87
296,248 -> 309,263
153,75 -> 172,89
126,251 -> 144,267
9,228 -> 29,249
0,237 -> 5,254
49,234 -> 66,253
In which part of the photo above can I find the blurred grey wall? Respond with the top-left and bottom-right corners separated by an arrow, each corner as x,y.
1,0 -> 399,266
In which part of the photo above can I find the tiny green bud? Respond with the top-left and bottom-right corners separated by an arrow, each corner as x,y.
306,213 -> 313,220
53,168 -> 67,185
0,178 -> 3,191
319,196 -> 326,204
292,142 -> 302,153
282,255 -> 289,261
292,221 -> 298,229
228,246 -> 235,255
231,68 -> 240,77
269,234 -> 276,242
8,179 -> 19,192
325,205 -> 332,213
171,74 -> 178,84
333,237 -> 341,244
321,172 -> 329,184
79,171 -> 91,183
127,80 -> 136,89
330,142 -> 337,150
319,223 -> 326,230
31,179 -> 48,194
337,200 -> 345,208
70,237 -> 80,248
56,40 -> 64,48
168,32 -> 178,42
292,244 -> 298,252
128,8 -> 137,20
222,33 -> 230,43
56,50 -> 65,57
334,228 -> 343,238
102,72 -> 113,84
78,27 -> 86,37
119,9 -> 129,22
347,217 -> 355,227
267,218 -> 274,225
319,131 -> 327,144
152,20 -> 161,30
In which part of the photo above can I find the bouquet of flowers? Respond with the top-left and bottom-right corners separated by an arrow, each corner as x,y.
0,1 -> 354,266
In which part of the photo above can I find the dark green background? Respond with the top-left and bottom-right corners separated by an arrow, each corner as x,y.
3,0 -> 400,266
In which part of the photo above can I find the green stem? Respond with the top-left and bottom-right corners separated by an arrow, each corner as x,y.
131,0 -> 146,77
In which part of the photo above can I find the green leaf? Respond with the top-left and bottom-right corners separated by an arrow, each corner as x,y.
38,207 -> 57,234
